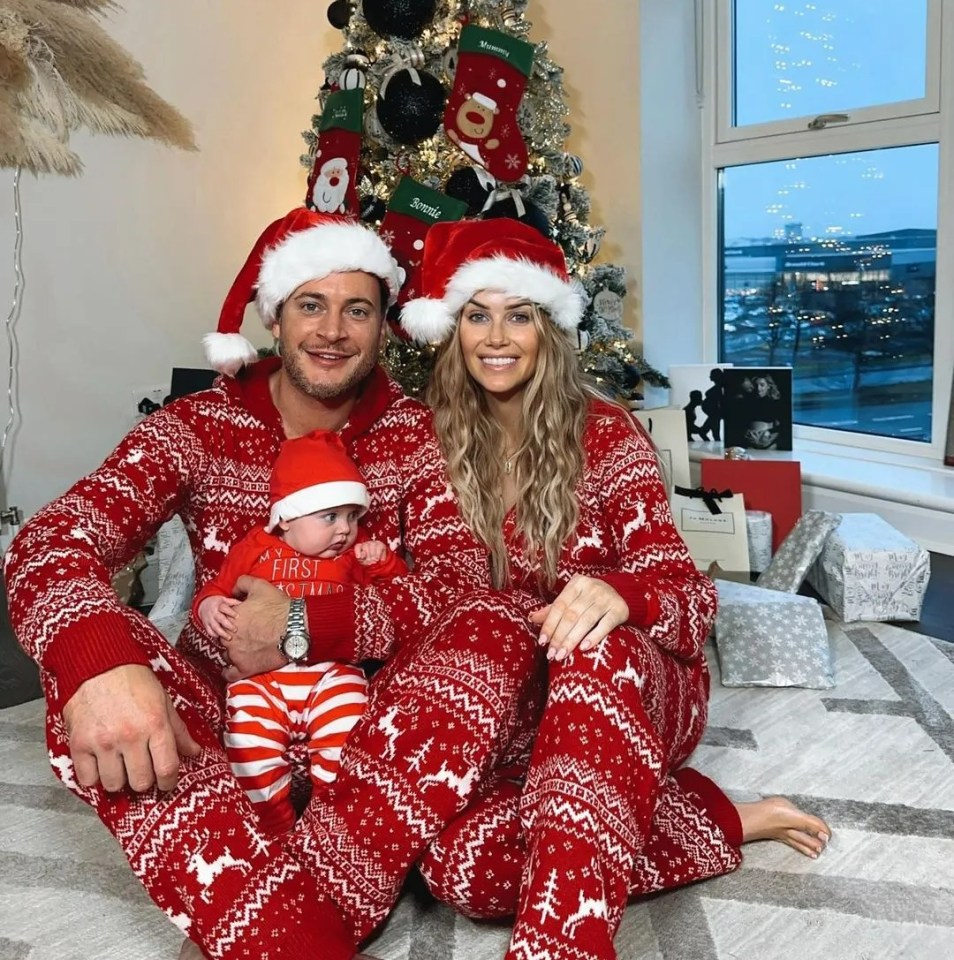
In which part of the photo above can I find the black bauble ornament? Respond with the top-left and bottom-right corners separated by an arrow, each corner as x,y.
363,0 -> 436,39
377,68 -> 445,145
445,167 -> 494,215
359,194 -> 387,223
483,196 -> 552,238
327,0 -> 351,29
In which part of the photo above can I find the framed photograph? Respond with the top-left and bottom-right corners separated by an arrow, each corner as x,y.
668,364 -> 733,443
722,367 -> 794,452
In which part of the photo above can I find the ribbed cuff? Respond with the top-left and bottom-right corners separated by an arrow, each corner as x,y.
673,767 -> 744,849
596,572 -> 661,627
304,588 -> 358,663
44,611 -> 152,709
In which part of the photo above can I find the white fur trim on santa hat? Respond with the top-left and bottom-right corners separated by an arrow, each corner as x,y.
266,480 -> 369,532
202,332 -> 259,376
399,298 -> 457,345
256,221 -> 402,325
401,255 -> 586,344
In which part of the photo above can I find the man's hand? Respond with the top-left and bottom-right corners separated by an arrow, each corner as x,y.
223,576 -> 290,682
529,575 -> 629,662
63,664 -> 201,793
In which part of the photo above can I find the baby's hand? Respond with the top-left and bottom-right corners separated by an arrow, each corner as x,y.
198,595 -> 242,640
354,540 -> 388,566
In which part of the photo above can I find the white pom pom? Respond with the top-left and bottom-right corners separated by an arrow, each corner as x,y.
202,332 -> 259,376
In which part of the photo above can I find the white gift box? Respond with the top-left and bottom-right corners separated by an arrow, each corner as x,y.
807,512 -> 930,623
713,579 -> 834,688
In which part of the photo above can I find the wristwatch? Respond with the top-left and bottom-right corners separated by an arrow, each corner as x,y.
278,598 -> 310,664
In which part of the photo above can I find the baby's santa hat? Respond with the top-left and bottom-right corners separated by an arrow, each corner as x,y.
266,431 -> 369,533
399,217 -> 586,345
204,207 -> 404,375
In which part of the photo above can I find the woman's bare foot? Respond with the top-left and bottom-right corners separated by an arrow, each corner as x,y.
734,796 -> 831,859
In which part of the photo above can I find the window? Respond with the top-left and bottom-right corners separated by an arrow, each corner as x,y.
707,0 -> 950,453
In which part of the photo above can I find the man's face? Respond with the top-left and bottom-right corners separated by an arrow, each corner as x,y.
271,271 -> 386,401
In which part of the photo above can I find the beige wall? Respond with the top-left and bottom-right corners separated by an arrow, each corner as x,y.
535,1 -> 642,335
0,1 -> 330,516
0,0 -> 641,518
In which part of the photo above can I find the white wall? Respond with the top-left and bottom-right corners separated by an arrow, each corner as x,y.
639,0 -> 704,405
0,1 -> 329,517
0,0 -> 642,519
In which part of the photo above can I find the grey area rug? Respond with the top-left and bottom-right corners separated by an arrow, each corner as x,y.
1,620 -> 953,959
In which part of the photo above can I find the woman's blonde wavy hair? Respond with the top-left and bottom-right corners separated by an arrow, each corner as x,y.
427,304 -> 593,588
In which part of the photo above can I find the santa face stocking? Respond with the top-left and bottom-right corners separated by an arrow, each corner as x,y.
306,88 -> 363,215
443,24 -> 534,182
379,176 -> 467,304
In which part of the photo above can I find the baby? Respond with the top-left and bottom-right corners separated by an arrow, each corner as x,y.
192,431 -> 406,833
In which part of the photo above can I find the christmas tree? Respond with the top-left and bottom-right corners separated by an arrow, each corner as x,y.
301,0 -> 668,401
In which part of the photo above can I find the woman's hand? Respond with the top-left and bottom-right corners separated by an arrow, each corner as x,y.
528,575 -> 629,661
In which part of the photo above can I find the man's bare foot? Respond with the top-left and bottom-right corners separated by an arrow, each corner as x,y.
735,796 -> 831,859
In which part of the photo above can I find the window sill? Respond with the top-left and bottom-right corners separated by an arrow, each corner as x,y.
688,438 -> 954,555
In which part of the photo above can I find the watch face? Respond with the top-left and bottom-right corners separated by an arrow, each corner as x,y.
282,632 -> 309,662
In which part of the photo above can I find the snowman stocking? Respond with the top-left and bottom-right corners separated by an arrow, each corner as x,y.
379,176 -> 467,305
443,24 -> 534,182
306,88 -> 363,215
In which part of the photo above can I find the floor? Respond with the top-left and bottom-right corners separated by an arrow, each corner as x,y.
901,550 -> 954,643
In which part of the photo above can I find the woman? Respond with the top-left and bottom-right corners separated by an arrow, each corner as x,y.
743,374 -> 782,449
401,219 -> 830,960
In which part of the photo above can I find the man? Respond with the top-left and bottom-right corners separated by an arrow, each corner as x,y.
6,208 -> 540,959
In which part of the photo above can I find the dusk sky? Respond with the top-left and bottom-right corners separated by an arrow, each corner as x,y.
725,1 -> 937,242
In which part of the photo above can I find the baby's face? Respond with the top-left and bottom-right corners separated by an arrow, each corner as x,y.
281,505 -> 362,558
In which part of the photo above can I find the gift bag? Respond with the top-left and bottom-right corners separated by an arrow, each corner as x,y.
672,485 -> 750,573
632,408 -> 691,496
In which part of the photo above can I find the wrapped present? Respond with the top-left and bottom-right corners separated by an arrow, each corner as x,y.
745,509 -> 773,573
807,513 -> 930,623
756,509 -> 840,594
714,579 -> 834,688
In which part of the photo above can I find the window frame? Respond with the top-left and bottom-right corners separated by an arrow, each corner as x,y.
702,0 -> 954,461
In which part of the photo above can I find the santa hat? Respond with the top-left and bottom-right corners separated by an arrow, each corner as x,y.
266,431 -> 369,533
204,207 -> 404,376
399,218 -> 586,344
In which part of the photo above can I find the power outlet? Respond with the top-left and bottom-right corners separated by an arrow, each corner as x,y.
131,384 -> 168,424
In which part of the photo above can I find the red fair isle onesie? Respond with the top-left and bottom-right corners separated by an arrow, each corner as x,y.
419,399 -> 744,960
192,527 -> 407,834
6,358 -> 524,959
8,360 -> 743,958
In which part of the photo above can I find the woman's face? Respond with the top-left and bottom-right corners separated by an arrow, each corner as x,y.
755,377 -> 769,397
457,290 -> 541,401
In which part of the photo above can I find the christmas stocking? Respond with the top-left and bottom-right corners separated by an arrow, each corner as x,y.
379,176 -> 467,308
306,88 -> 363,215
443,24 -> 535,182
